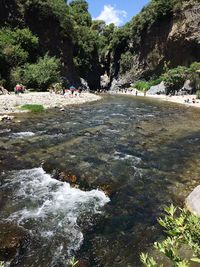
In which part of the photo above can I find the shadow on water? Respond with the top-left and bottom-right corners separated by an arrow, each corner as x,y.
0,95 -> 200,266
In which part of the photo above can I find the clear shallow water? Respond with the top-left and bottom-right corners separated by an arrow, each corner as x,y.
0,95 -> 200,266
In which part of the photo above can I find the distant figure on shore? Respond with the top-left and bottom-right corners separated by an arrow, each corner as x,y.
70,85 -> 76,97
78,86 -> 82,97
135,90 -> 138,96
14,84 -> 24,94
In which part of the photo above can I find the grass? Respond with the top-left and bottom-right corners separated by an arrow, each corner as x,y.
20,104 -> 44,113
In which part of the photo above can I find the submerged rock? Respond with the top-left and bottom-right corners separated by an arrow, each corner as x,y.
186,185 -> 200,215
0,223 -> 29,261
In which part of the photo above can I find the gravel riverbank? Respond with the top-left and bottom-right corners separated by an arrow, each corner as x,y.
0,92 -> 101,114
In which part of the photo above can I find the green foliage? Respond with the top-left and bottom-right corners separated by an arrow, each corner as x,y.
129,0 -> 182,48
196,90 -> 200,99
0,27 -> 38,89
134,81 -> 151,91
140,253 -> 158,267
0,28 -> 38,67
12,55 -> 61,90
69,256 -> 79,267
149,78 -> 163,87
69,0 -> 92,27
141,205 -> 200,267
189,62 -> 200,73
23,0 -> 73,37
120,52 -> 135,74
20,104 -> 44,113
161,66 -> 189,94
69,0 -> 101,81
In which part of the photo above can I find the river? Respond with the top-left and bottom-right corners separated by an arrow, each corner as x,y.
0,95 -> 200,267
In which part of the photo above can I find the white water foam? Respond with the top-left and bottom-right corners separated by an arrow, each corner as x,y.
10,132 -> 35,138
114,151 -> 142,165
2,168 -> 110,262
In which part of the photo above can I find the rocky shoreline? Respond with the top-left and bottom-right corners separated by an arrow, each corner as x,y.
0,92 -> 101,114
112,91 -> 200,109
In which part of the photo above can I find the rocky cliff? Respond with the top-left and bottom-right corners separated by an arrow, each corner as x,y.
110,1 -> 200,88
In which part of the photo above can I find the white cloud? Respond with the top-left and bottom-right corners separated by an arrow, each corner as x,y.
95,5 -> 127,26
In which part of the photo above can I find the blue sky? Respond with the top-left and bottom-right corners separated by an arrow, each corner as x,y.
88,0 -> 150,26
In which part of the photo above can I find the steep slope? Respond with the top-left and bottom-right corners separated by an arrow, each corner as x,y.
110,0 -> 200,87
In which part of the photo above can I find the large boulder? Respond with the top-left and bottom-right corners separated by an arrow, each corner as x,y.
181,80 -> 194,93
186,185 -> 200,216
147,81 -> 166,95
101,73 -> 110,89
0,86 -> 9,95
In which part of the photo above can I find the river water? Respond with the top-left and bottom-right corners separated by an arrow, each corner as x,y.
0,95 -> 200,267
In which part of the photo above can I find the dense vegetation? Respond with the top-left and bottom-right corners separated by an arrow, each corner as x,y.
141,205 -> 200,267
133,62 -> 200,95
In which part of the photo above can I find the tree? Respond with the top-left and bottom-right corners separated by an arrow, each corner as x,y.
11,54 -> 61,90
69,0 -> 92,27
0,27 -> 38,88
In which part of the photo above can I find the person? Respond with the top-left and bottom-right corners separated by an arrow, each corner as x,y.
192,98 -> 196,104
15,84 -> 22,94
135,90 -> 138,96
69,85 -> 75,97
78,86 -> 82,97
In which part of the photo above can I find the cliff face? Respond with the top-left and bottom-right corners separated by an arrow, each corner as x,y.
0,0 -> 79,86
112,2 -> 200,86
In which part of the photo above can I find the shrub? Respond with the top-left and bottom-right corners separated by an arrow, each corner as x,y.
20,104 -> 44,113
134,81 -> 151,91
148,78 -> 163,87
141,205 -> 200,267
19,55 -> 61,90
196,90 -> 200,99
161,66 -> 189,94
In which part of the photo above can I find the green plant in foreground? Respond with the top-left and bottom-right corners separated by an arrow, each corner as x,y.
141,205 -> 200,267
69,256 -> 79,267
0,262 -> 5,267
20,104 -> 44,113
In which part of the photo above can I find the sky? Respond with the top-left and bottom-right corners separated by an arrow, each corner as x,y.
88,0 -> 150,26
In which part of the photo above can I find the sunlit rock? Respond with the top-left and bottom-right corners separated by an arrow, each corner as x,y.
186,185 -> 200,215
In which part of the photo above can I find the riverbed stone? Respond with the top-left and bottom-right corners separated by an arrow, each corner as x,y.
0,223 -> 29,261
185,185 -> 200,215
0,115 -> 14,122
